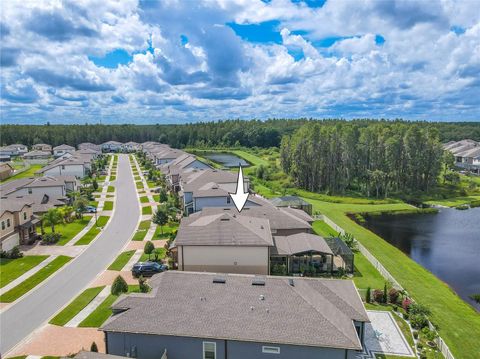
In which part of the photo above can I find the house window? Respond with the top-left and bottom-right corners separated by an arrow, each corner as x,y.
226,196 -> 231,204
28,188 -> 33,194
203,342 -> 216,359
61,165 -> 65,170
1,221 -> 5,230
262,346 -> 280,354
7,219 -> 11,227
23,212 -> 27,220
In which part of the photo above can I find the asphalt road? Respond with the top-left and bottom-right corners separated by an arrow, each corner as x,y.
0,154 -> 140,355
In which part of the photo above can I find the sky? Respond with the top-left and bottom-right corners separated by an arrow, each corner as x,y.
0,0 -> 479,124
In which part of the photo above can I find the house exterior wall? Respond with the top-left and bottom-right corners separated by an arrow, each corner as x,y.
0,232 -> 20,251
105,332 -> 356,359
43,164 -> 85,178
0,212 -> 16,240
179,245 -> 269,274
15,206 -> 33,227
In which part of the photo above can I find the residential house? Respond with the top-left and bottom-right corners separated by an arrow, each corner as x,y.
269,195 -> 313,215
102,141 -> 123,152
0,162 -> 14,180
1,198 -> 39,251
78,142 -> 102,152
0,154 -> 11,162
76,148 -> 101,160
122,142 -> 140,152
151,148 -> 184,165
101,271 -> 368,359
0,144 -> 28,157
444,139 -> 480,173
36,155 -> 91,178
22,150 -> 51,164
53,144 -> 76,158
0,176 -> 78,198
32,143 -> 52,153
160,154 -> 211,191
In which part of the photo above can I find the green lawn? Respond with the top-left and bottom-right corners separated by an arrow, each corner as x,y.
49,286 -> 105,326
139,247 -> 166,262
142,206 -> 152,215
79,285 -> 139,327
110,175 -> 116,181
132,220 -> 151,241
89,200 -> 98,208
147,180 -> 157,188
305,196 -> 480,359
107,186 -> 115,193
153,194 -> 160,202
152,222 -> 178,240
108,250 -> 136,270
74,216 -> 110,245
40,217 -> 91,245
0,164 -> 43,183
0,256 -> 72,302
0,256 -> 49,288
136,181 -> 144,189
140,196 -> 149,203
103,201 -> 114,211
311,220 -> 339,237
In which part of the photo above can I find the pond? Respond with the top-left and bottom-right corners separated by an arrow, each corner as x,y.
203,152 -> 250,168
362,207 -> 480,311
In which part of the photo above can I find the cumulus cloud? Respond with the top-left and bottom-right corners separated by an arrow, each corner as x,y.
0,0 -> 479,123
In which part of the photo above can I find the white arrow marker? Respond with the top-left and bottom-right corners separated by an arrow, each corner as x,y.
229,163 -> 249,212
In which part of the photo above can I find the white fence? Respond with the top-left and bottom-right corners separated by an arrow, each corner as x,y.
316,214 -> 455,359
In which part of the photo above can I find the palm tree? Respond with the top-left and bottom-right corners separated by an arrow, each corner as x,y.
59,206 -> 74,223
74,196 -> 89,219
42,208 -> 63,233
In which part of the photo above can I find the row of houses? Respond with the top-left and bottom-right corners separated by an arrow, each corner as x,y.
444,139 -> 480,173
100,143 -> 366,359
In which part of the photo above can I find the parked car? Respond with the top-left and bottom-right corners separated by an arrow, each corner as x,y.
132,261 -> 168,277
85,205 -> 97,213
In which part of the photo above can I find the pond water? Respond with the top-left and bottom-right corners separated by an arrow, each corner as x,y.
362,207 -> 480,311
204,152 -> 250,168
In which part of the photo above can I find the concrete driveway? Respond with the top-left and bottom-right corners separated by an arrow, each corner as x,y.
0,154 -> 140,355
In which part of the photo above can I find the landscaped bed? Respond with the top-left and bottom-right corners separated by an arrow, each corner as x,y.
74,216 -> 110,245
0,255 -> 49,288
0,256 -> 72,302
49,286 -> 105,326
39,217 -> 91,246
108,250 -> 136,271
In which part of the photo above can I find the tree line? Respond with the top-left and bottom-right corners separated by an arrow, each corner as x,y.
1,119 -> 478,149
280,122 -> 447,197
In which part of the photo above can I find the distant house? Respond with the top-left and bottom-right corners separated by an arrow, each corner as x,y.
102,141 -> 123,152
151,148 -> 185,165
0,198 -> 39,251
78,142 -> 102,152
0,176 -> 78,198
160,154 -> 211,191
444,139 -> 480,173
36,155 -> 91,178
0,163 -> 14,180
23,150 -> 51,163
53,144 -> 75,158
76,148 -> 101,160
122,142 -> 140,152
32,143 -> 52,153
102,271 -> 369,359
269,196 -> 313,215
0,144 -> 28,157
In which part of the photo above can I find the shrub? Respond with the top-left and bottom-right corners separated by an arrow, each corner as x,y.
366,287 -> 371,303
372,289 -> 384,303
409,303 -> 431,316
402,297 -> 412,312
41,232 -> 62,245
0,246 -> 24,259
144,241 -> 155,259
383,283 -> 388,303
91,342 -> 98,352
111,275 -> 128,296
410,314 -> 429,330
388,288 -> 399,304
139,276 -> 150,293
413,330 -> 418,339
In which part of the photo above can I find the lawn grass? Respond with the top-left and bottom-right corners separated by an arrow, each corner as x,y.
153,194 -> 160,202
142,206 -> 152,215
0,255 -> 49,288
49,286 -> 105,326
107,186 -> 115,193
74,216 -> 109,245
304,196 -> 480,359
0,164 -> 43,183
89,200 -> 98,208
311,220 -> 338,237
132,220 -> 151,241
136,181 -> 144,189
110,175 -> 116,181
139,247 -> 166,263
152,222 -> 178,240
147,180 -> 157,188
40,217 -> 91,246
0,256 -> 72,302
79,285 -> 139,327
140,196 -> 149,203
103,201 -> 114,211
108,250 -> 136,271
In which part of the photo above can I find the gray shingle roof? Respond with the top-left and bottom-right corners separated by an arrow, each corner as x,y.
53,144 -> 75,150
102,271 -> 368,350
272,233 -> 333,255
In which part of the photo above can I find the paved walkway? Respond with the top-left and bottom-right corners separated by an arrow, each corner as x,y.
65,285 -> 111,327
90,270 -> 137,287
122,249 -> 143,271
0,256 -> 58,296
21,244 -> 85,257
357,310 -> 415,358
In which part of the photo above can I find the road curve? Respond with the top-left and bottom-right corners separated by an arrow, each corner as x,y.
0,154 -> 140,355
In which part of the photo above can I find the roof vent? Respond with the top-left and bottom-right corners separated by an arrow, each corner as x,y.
213,277 -> 226,284
252,277 -> 265,286
289,279 -> 294,287
250,306 -> 255,311
259,294 -> 265,301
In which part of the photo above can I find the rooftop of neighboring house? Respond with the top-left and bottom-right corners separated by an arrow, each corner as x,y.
33,143 -> 52,148
53,144 -> 75,151
123,141 -> 139,146
455,146 -> 480,158
161,154 -> 209,176
0,175 -> 77,196
5,193 -> 67,213
152,148 -> 185,159
73,351 -> 128,359
181,169 -> 245,192
36,155 -> 91,174
175,212 -> 273,247
0,197 -> 34,216
77,148 -> 101,155
271,232 -> 334,256
23,150 -> 51,157
444,139 -> 479,154
0,162 -> 14,171
101,271 -> 368,350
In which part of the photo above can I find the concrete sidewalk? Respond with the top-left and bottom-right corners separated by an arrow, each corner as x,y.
65,285 -> 111,327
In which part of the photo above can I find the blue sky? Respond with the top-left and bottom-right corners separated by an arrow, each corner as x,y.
1,0 -> 479,124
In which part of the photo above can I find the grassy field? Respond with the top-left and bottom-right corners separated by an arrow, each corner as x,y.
305,197 -> 480,359
108,250 -> 136,270
0,164 -> 43,183
0,256 -> 72,302
40,217 -> 91,245
74,216 -> 110,245
49,286 -> 105,326
0,255 -> 49,288
103,201 -> 114,211
140,196 -> 149,203
311,220 -> 339,237
79,285 -> 139,327
142,206 -> 152,215
152,222 -> 178,240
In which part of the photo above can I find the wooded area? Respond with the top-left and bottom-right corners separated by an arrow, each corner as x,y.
280,122 -> 447,197
1,119 -> 479,149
